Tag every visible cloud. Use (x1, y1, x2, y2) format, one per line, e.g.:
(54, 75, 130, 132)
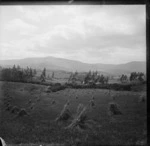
(4, 18, 38, 35)
(0, 5, 146, 64)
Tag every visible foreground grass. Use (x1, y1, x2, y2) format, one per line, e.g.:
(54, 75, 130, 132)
(0, 81, 147, 146)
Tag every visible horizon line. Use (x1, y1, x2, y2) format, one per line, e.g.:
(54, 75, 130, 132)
(0, 56, 146, 65)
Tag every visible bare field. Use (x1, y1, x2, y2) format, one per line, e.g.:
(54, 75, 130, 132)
(0, 81, 147, 146)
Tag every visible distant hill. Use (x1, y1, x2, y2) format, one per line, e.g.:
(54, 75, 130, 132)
(0, 56, 146, 75)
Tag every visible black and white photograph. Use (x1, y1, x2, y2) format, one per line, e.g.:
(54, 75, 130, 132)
(0, 3, 147, 146)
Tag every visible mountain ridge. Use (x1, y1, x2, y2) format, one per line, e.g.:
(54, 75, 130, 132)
(0, 56, 146, 75)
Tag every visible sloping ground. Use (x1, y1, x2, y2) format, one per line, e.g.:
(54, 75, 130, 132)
(0, 81, 147, 145)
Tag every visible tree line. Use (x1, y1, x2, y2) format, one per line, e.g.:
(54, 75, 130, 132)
(0, 65, 55, 83)
(120, 72, 146, 83)
(84, 70, 109, 84)
(68, 70, 109, 85)
(0, 65, 37, 82)
(0, 65, 146, 85)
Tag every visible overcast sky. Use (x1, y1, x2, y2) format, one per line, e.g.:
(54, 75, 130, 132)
(0, 5, 146, 64)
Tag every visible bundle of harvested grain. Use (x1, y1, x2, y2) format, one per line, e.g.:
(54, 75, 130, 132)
(18, 108, 28, 117)
(66, 106, 87, 130)
(66, 99, 70, 106)
(108, 102, 122, 115)
(89, 99, 95, 107)
(11, 106, 20, 114)
(0, 137, 7, 146)
(36, 97, 40, 102)
(6, 104, 12, 111)
(76, 104, 84, 115)
(4, 102, 10, 107)
(30, 103, 35, 110)
(45, 86, 52, 93)
(52, 100, 56, 105)
(55, 103, 71, 122)
(92, 96, 94, 100)
(111, 94, 116, 100)
(28, 99, 32, 104)
(138, 94, 146, 102)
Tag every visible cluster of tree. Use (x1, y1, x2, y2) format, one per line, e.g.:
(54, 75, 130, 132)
(120, 74, 128, 83)
(47, 72, 55, 80)
(1, 65, 37, 82)
(68, 70, 109, 85)
(119, 72, 146, 83)
(68, 71, 78, 82)
(84, 71, 109, 84)
(40, 69, 55, 82)
(129, 72, 145, 82)
(40, 68, 46, 82)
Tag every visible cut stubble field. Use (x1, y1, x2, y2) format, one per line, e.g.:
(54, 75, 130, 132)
(0, 81, 147, 146)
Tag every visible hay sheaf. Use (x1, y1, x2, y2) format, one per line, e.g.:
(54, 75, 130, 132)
(52, 100, 56, 105)
(4, 102, 10, 107)
(92, 96, 95, 100)
(76, 104, 84, 115)
(111, 94, 116, 100)
(5, 104, 13, 111)
(55, 103, 72, 122)
(108, 102, 122, 115)
(89, 99, 95, 108)
(66, 99, 70, 106)
(30, 103, 35, 110)
(0, 137, 7, 146)
(28, 99, 32, 104)
(45, 86, 52, 93)
(11, 106, 20, 114)
(17, 108, 28, 117)
(138, 94, 146, 102)
(66, 104, 101, 131)
(66, 106, 88, 130)
(36, 97, 40, 102)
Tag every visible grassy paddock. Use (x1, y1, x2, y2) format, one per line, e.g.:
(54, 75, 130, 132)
(0, 81, 147, 145)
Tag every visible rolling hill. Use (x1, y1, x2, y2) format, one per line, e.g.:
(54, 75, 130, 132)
(0, 56, 146, 75)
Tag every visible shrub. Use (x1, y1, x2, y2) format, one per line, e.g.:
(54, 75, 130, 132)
(51, 84, 66, 92)
(65, 82, 131, 91)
